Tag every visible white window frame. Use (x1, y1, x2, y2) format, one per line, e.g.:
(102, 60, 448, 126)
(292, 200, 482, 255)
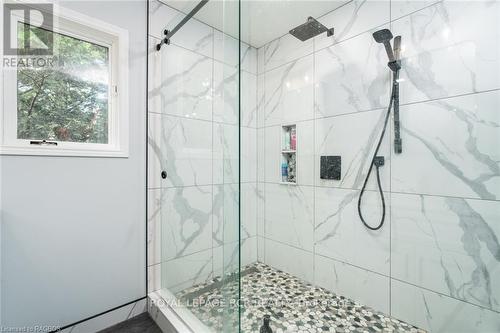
(0, 3, 129, 158)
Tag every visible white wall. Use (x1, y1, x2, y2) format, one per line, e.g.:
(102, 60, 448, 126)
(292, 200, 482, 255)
(256, 0, 500, 332)
(1, 0, 146, 329)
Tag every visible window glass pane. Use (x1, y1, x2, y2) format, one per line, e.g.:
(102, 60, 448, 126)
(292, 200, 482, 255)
(17, 23, 110, 143)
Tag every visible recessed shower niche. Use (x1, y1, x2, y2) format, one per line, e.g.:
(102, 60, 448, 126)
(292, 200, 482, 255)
(281, 124, 297, 184)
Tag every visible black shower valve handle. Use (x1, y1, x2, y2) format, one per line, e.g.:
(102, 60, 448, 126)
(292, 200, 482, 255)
(374, 156, 385, 167)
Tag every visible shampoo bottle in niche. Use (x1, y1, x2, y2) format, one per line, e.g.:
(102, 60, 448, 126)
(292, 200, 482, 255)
(290, 127, 296, 150)
(281, 161, 288, 182)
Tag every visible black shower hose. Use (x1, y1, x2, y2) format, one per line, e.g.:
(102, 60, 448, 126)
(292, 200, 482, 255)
(357, 71, 398, 231)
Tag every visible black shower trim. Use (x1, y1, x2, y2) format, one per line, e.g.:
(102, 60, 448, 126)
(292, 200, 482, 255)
(47, 297, 148, 333)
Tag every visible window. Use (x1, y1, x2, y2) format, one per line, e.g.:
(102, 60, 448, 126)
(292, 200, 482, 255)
(1, 5, 129, 157)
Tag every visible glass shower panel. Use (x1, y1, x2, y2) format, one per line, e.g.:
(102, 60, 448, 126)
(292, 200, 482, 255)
(154, 0, 241, 331)
(215, 1, 241, 331)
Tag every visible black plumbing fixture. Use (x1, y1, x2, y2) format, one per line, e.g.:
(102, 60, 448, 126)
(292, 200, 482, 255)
(260, 315, 273, 333)
(156, 0, 209, 50)
(289, 17, 334, 41)
(357, 29, 402, 231)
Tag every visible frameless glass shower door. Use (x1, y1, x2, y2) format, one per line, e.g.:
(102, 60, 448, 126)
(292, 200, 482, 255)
(147, 0, 241, 331)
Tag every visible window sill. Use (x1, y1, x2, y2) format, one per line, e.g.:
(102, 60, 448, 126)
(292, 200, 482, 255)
(0, 145, 129, 158)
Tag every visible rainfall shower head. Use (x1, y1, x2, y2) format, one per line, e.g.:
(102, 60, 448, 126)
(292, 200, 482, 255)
(372, 29, 396, 63)
(290, 17, 334, 41)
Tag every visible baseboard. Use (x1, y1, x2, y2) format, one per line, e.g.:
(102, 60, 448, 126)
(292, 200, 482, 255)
(59, 299, 147, 333)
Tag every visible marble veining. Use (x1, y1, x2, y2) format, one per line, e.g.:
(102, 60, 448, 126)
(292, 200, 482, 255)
(315, 187, 390, 276)
(391, 279, 500, 332)
(152, 45, 213, 121)
(314, 27, 390, 118)
(314, 0, 390, 52)
(315, 109, 391, 191)
(264, 55, 314, 126)
(161, 186, 213, 261)
(393, 90, 500, 200)
(149, 114, 212, 188)
(394, 0, 500, 105)
(392, 193, 500, 312)
(264, 184, 314, 252)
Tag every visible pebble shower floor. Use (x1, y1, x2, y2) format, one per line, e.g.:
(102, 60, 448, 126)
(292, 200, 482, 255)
(176, 262, 426, 333)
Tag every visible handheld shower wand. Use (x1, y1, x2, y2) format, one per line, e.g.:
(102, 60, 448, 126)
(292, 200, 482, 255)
(357, 29, 403, 231)
(372, 29, 396, 62)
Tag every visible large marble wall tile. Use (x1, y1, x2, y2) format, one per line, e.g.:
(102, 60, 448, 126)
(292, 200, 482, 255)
(149, 0, 213, 57)
(315, 109, 391, 191)
(264, 33, 313, 72)
(161, 186, 213, 261)
(392, 91, 500, 200)
(314, 0, 390, 52)
(213, 183, 257, 247)
(257, 128, 265, 182)
(213, 63, 259, 129)
(149, 113, 212, 188)
(242, 127, 257, 183)
(242, 182, 258, 238)
(315, 187, 390, 275)
(152, 44, 212, 121)
(148, 189, 161, 266)
(256, 74, 265, 128)
(256, 182, 265, 238)
(213, 123, 238, 185)
(390, 0, 441, 21)
(391, 279, 500, 333)
(264, 55, 314, 126)
(213, 237, 257, 277)
(213, 124, 256, 184)
(314, 27, 391, 118)
(392, 193, 500, 312)
(214, 30, 257, 74)
(264, 184, 314, 252)
(314, 255, 390, 314)
(213, 61, 238, 125)
(243, 46, 258, 75)
(264, 238, 314, 283)
(257, 236, 265, 262)
(212, 184, 240, 246)
(263, 125, 281, 183)
(162, 249, 213, 293)
(393, 1, 500, 105)
(257, 47, 265, 75)
(242, 72, 257, 128)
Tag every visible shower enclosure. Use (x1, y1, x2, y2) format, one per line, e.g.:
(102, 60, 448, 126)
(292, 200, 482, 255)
(147, 1, 500, 332)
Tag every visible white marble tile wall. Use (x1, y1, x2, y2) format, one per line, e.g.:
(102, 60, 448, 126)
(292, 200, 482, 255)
(256, 1, 500, 331)
(147, 0, 259, 297)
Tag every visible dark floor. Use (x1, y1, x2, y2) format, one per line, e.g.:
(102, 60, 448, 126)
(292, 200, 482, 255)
(98, 313, 162, 333)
